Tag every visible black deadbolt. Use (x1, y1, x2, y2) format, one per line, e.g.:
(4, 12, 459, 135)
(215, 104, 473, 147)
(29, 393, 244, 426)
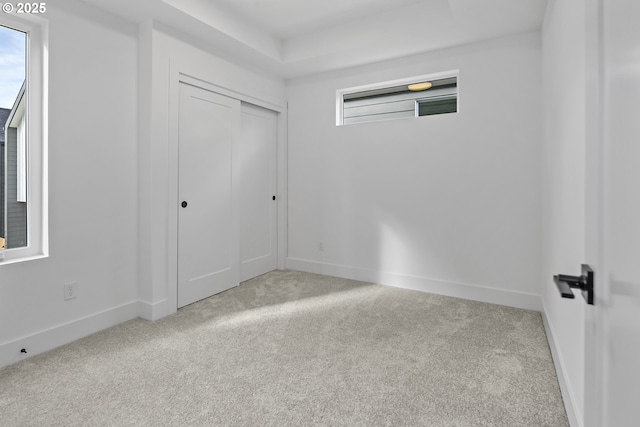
(181, 201, 188, 208)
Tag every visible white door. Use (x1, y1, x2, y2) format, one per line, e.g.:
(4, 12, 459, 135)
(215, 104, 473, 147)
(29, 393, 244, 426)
(239, 103, 278, 282)
(178, 83, 240, 307)
(584, 1, 640, 426)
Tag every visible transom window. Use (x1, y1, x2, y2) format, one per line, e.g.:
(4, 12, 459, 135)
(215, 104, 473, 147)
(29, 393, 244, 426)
(337, 71, 458, 126)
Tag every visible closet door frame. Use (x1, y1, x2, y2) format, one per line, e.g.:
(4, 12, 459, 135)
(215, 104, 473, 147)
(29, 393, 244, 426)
(167, 69, 287, 311)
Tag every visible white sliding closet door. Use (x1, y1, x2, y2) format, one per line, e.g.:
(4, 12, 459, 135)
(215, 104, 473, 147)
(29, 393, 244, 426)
(178, 83, 240, 308)
(239, 103, 278, 282)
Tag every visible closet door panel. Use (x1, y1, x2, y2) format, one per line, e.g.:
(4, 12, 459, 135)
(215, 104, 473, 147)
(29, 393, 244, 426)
(178, 83, 240, 307)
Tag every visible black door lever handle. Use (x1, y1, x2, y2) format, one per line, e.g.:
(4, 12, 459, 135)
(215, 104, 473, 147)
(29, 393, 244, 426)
(554, 264, 594, 305)
(554, 276, 576, 299)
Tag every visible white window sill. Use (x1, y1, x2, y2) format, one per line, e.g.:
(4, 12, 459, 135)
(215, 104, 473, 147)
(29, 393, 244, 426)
(0, 252, 48, 266)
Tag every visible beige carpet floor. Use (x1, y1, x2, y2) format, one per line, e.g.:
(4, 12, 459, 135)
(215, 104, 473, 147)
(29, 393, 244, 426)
(0, 270, 568, 426)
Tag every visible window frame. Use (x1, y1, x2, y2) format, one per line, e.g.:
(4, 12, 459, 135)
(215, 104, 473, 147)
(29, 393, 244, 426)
(336, 69, 459, 126)
(0, 14, 48, 264)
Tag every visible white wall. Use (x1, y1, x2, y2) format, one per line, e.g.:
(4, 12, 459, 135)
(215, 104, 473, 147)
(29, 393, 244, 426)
(286, 32, 542, 310)
(540, 0, 587, 425)
(0, 0, 139, 367)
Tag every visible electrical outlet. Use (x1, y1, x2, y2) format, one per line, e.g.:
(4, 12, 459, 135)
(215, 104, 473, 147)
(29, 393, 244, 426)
(318, 241, 324, 252)
(64, 282, 77, 301)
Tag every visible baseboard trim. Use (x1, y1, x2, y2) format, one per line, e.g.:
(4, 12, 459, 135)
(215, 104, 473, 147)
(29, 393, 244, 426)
(137, 298, 173, 321)
(541, 306, 583, 427)
(286, 258, 542, 311)
(0, 301, 138, 369)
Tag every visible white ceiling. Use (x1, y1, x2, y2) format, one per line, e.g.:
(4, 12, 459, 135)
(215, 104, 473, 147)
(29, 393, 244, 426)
(211, 0, 424, 40)
(81, 0, 548, 79)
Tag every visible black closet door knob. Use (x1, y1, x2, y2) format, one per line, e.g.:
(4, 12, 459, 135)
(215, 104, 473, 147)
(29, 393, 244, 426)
(181, 201, 188, 208)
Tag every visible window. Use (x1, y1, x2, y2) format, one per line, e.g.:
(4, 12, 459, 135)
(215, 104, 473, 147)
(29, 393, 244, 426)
(337, 71, 458, 125)
(0, 14, 47, 263)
